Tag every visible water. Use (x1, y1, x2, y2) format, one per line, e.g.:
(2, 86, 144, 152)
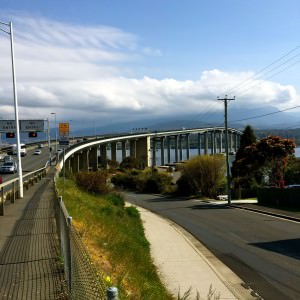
(107, 147, 300, 166)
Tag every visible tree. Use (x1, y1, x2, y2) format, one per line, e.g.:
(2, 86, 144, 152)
(255, 135, 295, 187)
(236, 125, 256, 160)
(179, 154, 225, 198)
(232, 135, 296, 192)
(120, 156, 141, 169)
(232, 125, 257, 198)
(285, 157, 300, 185)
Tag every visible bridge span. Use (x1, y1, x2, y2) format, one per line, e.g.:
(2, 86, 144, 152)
(57, 127, 241, 173)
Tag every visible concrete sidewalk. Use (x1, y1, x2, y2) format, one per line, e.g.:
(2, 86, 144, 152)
(135, 206, 257, 300)
(0, 168, 67, 299)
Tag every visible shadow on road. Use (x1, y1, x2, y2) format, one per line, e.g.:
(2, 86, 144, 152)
(189, 204, 233, 210)
(249, 238, 300, 260)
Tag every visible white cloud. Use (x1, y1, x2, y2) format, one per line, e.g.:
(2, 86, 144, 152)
(0, 13, 299, 126)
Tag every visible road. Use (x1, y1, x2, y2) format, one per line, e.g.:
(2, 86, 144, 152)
(125, 192, 300, 300)
(0, 145, 51, 183)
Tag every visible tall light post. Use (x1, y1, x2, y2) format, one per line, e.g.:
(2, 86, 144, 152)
(47, 118, 51, 166)
(0, 21, 23, 197)
(51, 112, 57, 153)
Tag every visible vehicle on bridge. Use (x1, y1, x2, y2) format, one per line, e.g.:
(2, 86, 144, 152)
(12, 144, 27, 157)
(0, 161, 17, 174)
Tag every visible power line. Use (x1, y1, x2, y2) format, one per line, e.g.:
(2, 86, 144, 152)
(196, 45, 300, 125)
(231, 105, 300, 123)
(226, 44, 300, 96)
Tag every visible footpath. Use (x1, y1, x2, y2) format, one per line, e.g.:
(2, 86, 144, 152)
(134, 199, 300, 300)
(0, 168, 67, 299)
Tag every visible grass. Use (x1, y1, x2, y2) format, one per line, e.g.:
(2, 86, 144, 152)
(57, 177, 173, 300)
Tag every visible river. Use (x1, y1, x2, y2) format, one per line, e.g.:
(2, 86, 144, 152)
(108, 147, 300, 165)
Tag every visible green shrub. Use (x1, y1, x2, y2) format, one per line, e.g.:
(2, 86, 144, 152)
(125, 206, 140, 218)
(106, 192, 125, 207)
(258, 187, 300, 208)
(76, 171, 111, 194)
(176, 174, 198, 196)
(120, 156, 141, 169)
(180, 155, 226, 198)
(138, 172, 173, 194)
(112, 169, 173, 194)
(111, 172, 138, 189)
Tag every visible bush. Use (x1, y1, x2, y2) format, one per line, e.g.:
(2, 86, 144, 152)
(258, 187, 300, 208)
(106, 192, 125, 207)
(112, 169, 173, 194)
(176, 174, 197, 196)
(76, 171, 111, 194)
(180, 154, 226, 198)
(111, 171, 139, 189)
(137, 172, 173, 194)
(120, 156, 141, 169)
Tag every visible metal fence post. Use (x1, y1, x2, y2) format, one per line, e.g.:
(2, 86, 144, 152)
(67, 216, 72, 294)
(11, 182, 15, 204)
(0, 187, 4, 216)
(107, 287, 118, 300)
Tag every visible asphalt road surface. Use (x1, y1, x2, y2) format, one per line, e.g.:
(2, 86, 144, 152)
(125, 192, 300, 300)
(0, 146, 51, 183)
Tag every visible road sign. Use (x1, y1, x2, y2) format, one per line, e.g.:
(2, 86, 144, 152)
(59, 123, 69, 137)
(20, 120, 44, 132)
(0, 120, 16, 132)
(0, 120, 45, 132)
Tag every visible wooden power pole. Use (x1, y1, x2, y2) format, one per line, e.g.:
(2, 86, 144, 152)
(218, 95, 235, 205)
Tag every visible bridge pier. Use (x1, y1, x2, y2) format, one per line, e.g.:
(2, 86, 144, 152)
(136, 137, 151, 168)
(204, 132, 208, 155)
(186, 134, 190, 160)
(111, 142, 117, 161)
(121, 141, 127, 161)
(78, 150, 88, 171)
(71, 153, 80, 173)
(152, 138, 157, 166)
(167, 136, 171, 164)
(179, 135, 183, 161)
(89, 147, 98, 171)
(160, 137, 165, 165)
(198, 133, 202, 155)
(174, 135, 179, 162)
(130, 140, 136, 158)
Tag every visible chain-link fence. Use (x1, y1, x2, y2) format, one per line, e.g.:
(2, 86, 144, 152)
(54, 195, 110, 300)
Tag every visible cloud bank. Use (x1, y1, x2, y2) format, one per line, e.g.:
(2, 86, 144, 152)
(0, 14, 299, 126)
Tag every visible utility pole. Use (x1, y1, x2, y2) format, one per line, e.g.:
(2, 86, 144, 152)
(218, 95, 235, 205)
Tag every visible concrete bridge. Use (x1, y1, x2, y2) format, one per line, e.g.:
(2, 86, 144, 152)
(58, 127, 241, 173)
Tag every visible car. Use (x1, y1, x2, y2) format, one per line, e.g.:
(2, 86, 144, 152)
(0, 161, 17, 174)
(57, 149, 63, 154)
(33, 149, 42, 155)
(38, 144, 44, 148)
(0, 153, 6, 161)
(4, 155, 13, 163)
(284, 184, 300, 189)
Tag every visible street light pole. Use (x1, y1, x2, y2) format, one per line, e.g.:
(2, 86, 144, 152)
(0, 21, 23, 197)
(51, 112, 57, 153)
(47, 118, 51, 166)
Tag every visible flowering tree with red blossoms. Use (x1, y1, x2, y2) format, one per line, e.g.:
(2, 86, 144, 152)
(232, 135, 296, 189)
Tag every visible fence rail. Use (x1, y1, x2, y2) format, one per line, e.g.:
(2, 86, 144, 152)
(0, 166, 48, 216)
(53, 184, 110, 299)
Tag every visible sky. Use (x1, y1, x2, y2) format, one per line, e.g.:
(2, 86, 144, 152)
(0, 0, 300, 131)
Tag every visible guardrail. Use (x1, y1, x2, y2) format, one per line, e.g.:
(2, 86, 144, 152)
(0, 165, 49, 216)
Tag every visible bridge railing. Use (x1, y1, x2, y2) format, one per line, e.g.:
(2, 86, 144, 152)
(0, 165, 49, 216)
